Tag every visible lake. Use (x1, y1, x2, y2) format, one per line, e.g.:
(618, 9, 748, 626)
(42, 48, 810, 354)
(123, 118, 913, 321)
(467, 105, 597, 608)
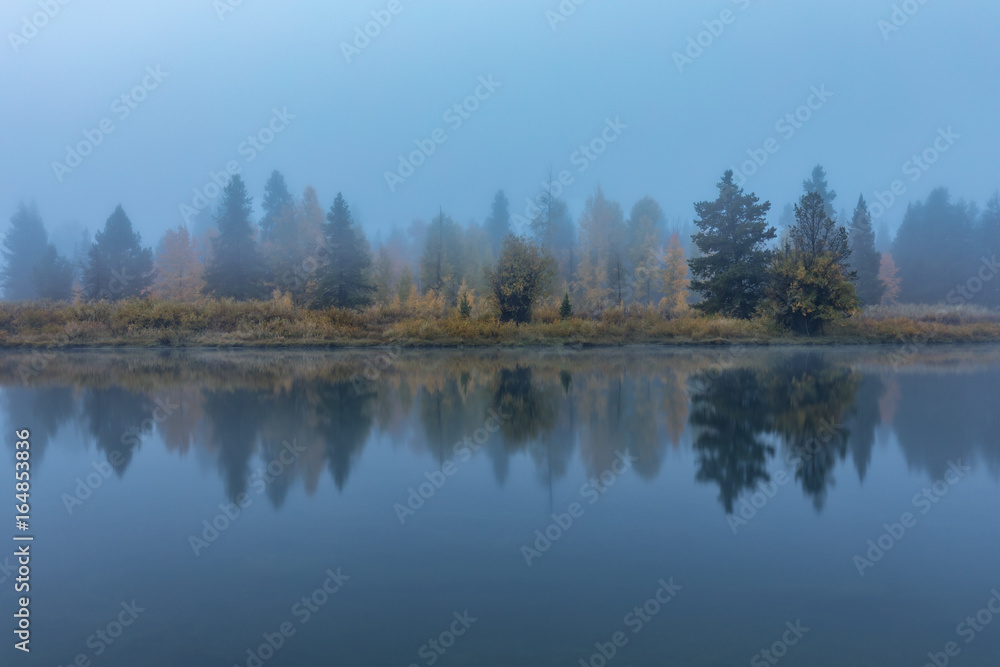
(2, 346, 999, 666)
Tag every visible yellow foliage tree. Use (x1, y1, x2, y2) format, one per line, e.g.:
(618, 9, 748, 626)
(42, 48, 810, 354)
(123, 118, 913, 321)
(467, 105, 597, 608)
(658, 232, 690, 315)
(153, 224, 205, 301)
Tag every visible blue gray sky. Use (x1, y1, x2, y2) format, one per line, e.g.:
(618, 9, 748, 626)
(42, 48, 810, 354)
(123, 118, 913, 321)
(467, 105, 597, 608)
(2, 0, 997, 251)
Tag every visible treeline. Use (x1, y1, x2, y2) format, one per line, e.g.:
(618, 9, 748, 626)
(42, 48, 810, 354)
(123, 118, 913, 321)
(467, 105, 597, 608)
(3, 165, 997, 329)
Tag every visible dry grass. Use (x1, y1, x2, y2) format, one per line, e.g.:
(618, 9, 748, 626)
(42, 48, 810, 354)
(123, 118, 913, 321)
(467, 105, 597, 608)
(0, 298, 996, 348)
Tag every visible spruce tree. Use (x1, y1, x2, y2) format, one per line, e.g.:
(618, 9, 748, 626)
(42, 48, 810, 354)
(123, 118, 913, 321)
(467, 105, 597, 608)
(689, 170, 775, 318)
(766, 192, 858, 334)
(559, 293, 573, 319)
(314, 193, 374, 309)
(83, 205, 154, 300)
(203, 175, 268, 300)
(2, 202, 50, 300)
(259, 170, 293, 243)
(848, 195, 884, 306)
(32, 245, 75, 301)
(803, 164, 837, 218)
(484, 190, 511, 258)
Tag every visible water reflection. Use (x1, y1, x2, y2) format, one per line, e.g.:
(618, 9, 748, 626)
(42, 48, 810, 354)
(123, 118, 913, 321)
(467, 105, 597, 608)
(2, 347, 999, 514)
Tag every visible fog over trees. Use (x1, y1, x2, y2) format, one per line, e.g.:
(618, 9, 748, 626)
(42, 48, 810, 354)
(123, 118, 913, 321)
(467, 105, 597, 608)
(4, 162, 999, 327)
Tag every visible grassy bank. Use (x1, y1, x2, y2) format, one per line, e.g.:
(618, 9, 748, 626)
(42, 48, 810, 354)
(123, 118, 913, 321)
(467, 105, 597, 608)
(0, 299, 997, 348)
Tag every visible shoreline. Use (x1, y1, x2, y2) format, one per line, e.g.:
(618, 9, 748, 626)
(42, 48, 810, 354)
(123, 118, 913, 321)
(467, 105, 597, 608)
(0, 300, 997, 349)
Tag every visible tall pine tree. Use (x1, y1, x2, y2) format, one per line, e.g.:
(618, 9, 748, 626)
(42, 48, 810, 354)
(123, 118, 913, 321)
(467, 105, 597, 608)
(259, 170, 293, 243)
(689, 170, 775, 318)
(314, 193, 374, 309)
(203, 175, 267, 300)
(2, 203, 50, 300)
(83, 205, 154, 300)
(484, 190, 511, 259)
(847, 195, 884, 306)
(32, 245, 75, 301)
(765, 192, 858, 334)
(803, 164, 837, 218)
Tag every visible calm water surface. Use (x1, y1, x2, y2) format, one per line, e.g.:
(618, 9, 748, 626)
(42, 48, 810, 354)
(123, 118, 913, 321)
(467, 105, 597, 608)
(1, 346, 999, 667)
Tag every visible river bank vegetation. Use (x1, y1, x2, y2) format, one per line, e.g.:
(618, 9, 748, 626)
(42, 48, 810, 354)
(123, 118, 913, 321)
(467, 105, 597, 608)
(3, 164, 998, 347)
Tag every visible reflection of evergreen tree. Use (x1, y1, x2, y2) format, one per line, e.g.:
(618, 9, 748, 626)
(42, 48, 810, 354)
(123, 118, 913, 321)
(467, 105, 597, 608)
(893, 370, 1000, 480)
(845, 375, 885, 482)
(3, 387, 76, 466)
(764, 355, 859, 511)
(82, 388, 154, 477)
(317, 381, 374, 490)
(690, 354, 863, 513)
(203, 389, 265, 501)
(690, 368, 775, 514)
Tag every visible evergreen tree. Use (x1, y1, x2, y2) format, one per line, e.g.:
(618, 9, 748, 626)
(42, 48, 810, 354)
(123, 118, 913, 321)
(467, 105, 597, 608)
(83, 205, 154, 301)
(689, 170, 775, 318)
(847, 195, 884, 306)
(32, 245, 75, 301)
(790, 192, 851, 267)
(979, 193, 1000, 307)
(484, 190, 511, 258)
(203, 175, 268, 300)
(559, 292, 573, 319)
(893, 188, 977, 304)
(259, 170, 293, 243)
(802, 164, 837, 218)
(2, 203, 50, 300)
(765, 192, 858, 334)
(314, 193, 374, 309)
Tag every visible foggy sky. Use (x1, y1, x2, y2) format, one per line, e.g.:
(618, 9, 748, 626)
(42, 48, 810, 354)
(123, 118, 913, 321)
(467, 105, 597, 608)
(2, 0, 997, 252)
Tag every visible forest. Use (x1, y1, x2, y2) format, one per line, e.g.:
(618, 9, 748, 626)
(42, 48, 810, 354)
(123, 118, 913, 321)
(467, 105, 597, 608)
(2, 164, 998, 346)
